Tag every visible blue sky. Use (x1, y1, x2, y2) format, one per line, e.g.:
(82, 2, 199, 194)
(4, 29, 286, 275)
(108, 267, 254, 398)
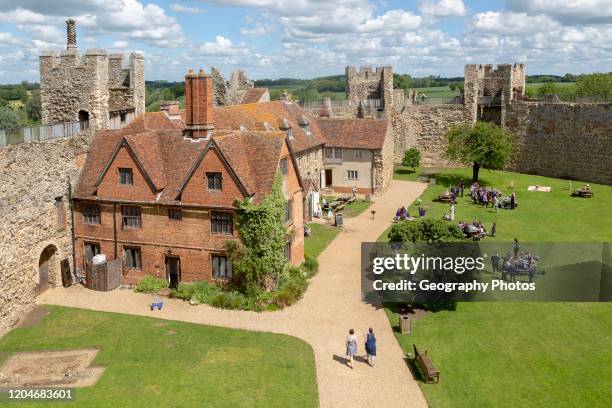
(0, 0, 611, 83)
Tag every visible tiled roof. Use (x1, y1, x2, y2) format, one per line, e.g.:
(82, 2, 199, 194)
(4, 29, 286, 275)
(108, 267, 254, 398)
(241, 88, 268, 104)
(74, 124, 287, 204)
(178, 101, 326, 153)
(315, 117, 389, 149)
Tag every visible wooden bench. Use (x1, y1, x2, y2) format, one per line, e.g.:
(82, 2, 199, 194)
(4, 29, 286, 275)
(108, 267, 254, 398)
(413, 344, 439, 383)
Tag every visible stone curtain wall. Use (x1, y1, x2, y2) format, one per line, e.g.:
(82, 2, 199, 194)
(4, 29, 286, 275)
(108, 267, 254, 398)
(0, 133, 91, 330)
(505, 102, 612, 184)
(391, 104, 471, 166)
(373, 122, 395, 193)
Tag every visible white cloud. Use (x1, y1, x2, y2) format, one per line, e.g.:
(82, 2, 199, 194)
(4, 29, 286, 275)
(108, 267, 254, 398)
(472, 12, 559, 35)
(170, 3, 205, 14)
(113, 40, 129, 49)
(418, 0, 466, 18)
(507, 0, 612, 24)
(240, 22, 272, 36)
(195, 36, 249, 56)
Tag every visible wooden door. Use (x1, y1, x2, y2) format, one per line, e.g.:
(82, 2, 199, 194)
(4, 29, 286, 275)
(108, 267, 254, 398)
(325, 169, 333, 187)
(165, 257, 181, 289)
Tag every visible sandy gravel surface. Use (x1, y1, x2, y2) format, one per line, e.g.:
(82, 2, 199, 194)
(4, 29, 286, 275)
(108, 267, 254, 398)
(39, 180, 428, 408)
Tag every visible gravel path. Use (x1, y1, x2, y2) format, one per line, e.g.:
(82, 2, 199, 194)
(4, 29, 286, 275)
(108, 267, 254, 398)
(38, 180, 428, 408)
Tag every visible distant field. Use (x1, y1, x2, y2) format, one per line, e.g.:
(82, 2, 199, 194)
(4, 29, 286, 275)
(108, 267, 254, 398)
(411, 86, 460, 98)
(526, 82, 576, 90)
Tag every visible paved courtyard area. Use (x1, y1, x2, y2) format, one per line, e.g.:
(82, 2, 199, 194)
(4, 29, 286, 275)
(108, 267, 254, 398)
(38, 180, 428, 408)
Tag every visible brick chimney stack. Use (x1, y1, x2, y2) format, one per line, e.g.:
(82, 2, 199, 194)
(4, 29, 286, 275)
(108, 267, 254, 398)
(66, 18, 77, 50)
(184, 68, 214, 139)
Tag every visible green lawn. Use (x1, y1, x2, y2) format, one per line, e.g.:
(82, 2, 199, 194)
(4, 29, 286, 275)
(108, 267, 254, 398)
(0, 306, 318, 408)
(385, 303, 612, 408)
(322, 195, 373, 218)
(384, 166, 612, 242)
(383, 166, 612, 407)
(304, 222, 340, 259)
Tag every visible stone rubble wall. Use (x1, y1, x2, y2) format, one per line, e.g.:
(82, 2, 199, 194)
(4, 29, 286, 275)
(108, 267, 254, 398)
(504, 102, 612, 184)
(373, 122, 395, 194)
(0, 133, 91, 330)
(391, 104, 471, 166)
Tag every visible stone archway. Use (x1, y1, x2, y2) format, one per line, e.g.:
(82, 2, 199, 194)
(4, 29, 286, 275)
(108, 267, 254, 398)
(36, 245, 60, 295)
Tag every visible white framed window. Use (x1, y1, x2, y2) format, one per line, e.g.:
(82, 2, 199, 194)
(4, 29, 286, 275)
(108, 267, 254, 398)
(355, 150, 363, 159)
(325, 147, 342, 159)
(347, 170, 359, 180)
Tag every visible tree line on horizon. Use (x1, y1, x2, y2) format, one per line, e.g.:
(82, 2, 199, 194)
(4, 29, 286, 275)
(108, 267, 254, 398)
(1, 72, 610, 129)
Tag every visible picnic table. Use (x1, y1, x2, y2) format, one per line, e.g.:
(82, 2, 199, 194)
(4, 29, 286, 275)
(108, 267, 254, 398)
(436, 194, 454, 203)
(572, 188, 593, 198)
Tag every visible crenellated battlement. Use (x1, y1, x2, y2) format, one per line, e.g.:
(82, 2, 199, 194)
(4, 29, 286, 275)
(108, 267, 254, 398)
(39, 19, 144, 130)
(345, 65, 394, 110)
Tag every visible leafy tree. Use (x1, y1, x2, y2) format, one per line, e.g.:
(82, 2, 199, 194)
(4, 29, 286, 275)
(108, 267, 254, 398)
(576, 72, 612, 98)
(448, 83, 457, 92)
(225, 174, 288, 296)
(0, 106, 20, 129)
(25, 91, 41, 122)
(537, 82, 559, 96)
(443, 121, 515, 182)
(402, 147, 421, 171)
(388, 219, 463, 243)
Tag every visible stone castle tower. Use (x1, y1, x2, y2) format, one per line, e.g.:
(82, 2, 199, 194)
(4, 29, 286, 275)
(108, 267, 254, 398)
(40, 19, 145, 130)
(463, 63, 525, 124)
(345, 66, 395, 112)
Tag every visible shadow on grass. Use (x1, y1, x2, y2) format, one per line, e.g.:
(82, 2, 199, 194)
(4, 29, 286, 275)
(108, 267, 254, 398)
(396, 168, 416, 175)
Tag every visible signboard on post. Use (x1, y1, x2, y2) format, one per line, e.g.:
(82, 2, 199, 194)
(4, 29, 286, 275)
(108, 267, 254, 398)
(335, 212, 344, 227)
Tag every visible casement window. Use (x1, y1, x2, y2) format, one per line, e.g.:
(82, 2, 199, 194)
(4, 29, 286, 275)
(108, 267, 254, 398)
(211, 211, 233, 234)
(120, 112, 127, 123)
(168, 208, 182, 221)
(355, 150, 363, 159)
(347, 170, 359, 180)
(206, 172, 222, 190)
(325, 147, 342, 159)
(124, 247, 142, 269)
(285, 199, 293, 224)
(121, 205, 141, 228)
(212, 255, 232, 278)
(83, 203, 101, 225)
(280, 158, 288, 175)
(119, 168, 133, 185)
(84, 242, 101, 264)
(284, 241, 292, 261)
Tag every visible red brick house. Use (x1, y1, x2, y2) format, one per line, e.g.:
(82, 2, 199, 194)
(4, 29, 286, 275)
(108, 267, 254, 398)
(73, 69, 304, 287)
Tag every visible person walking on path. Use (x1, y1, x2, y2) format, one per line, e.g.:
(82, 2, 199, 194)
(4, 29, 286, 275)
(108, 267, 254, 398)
(460, 178, 465, 197)
(365, 328, 377, 367)
(346, 329, 358, 369)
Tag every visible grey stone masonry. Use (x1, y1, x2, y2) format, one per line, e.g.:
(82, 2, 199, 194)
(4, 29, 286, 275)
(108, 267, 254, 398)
(40, 19, 145, 130)
(0, 131, 93, 330)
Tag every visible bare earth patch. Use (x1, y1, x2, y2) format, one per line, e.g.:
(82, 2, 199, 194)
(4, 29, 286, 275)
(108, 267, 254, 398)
(0, 349, 105, 388)
(15, 305, 50, 329)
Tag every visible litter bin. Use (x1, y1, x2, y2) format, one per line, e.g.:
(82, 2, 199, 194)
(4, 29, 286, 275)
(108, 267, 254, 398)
(399, 315, 412, 334)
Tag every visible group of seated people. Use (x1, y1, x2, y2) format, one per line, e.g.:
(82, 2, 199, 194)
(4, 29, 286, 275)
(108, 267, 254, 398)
(458, 219, 495, 239)
(395, 205, 427, 221)
(496, 251, 538, 282)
